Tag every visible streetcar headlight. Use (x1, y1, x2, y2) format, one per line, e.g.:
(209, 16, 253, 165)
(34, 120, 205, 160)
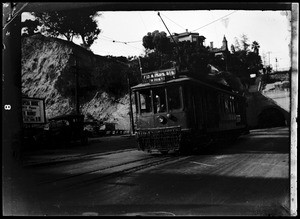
(166, 113, 177, 121)
(157, 116, 166, 124)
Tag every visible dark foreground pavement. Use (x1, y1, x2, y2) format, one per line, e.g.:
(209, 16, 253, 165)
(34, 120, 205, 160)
(21, 134, 137, 166)
(3, 127, 293, 216)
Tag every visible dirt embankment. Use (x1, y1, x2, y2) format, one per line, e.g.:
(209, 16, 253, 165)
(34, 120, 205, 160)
(22, 34, 134, 130)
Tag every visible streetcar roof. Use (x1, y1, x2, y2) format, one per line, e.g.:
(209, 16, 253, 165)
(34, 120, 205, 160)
(131, 76, 244, 97)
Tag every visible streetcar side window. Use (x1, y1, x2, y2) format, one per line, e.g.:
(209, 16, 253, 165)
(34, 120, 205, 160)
(224, 95, 230, 114)
(231, 96, 235, 113)
(139, 90, 152, 113)
(167, 86, 181, 110)
(153, 88, 166, 113)
(134, 92, 139, 113)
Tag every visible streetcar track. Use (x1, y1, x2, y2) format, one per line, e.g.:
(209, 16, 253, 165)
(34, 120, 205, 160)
(24, 148, 136, 167)
(39, 155, 190, 192)
(66, 155, 191, 191)
(35, 143, 246, 189)
(38, 155, 155, 185)
(38, 153, 177, 185)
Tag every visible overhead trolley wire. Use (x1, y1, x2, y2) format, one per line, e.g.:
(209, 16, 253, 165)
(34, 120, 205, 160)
(192, 11, 237, 32)
(98, 36, 144, 52)
(159, 12, 187, 31)
(96, 11, 237, 55)
(100, 34, 142, 44)
(139, 12, 149, 33)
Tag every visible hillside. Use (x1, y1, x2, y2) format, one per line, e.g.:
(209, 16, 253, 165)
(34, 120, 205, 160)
(22, 34, 134, 130)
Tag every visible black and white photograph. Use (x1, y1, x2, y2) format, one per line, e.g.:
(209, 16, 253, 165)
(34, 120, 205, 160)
(2, 2, 298, 216)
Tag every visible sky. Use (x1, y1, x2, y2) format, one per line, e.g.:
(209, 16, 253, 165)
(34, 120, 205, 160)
(22, 9, 292, 71)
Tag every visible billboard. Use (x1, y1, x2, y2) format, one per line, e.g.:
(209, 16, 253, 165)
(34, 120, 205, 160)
(22, 97, 46, 124)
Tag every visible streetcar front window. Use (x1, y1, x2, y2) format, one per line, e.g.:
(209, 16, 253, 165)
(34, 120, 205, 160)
(153, 88, 166, 113)
(139, 90, 152, 113)
(167, 87, 181, 110)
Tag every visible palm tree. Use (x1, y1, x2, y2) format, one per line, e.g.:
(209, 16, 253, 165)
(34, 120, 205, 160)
(251, 41, 260, 54)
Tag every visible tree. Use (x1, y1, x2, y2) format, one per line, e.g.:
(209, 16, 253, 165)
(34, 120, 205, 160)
(142, 30, 174, 70)
(240, 34, 250, 51)
(228, 37, 263, 85)
(32, 10, 101, 49)
(142, 30, 210, 77)
(21, 19, 40, 36)
(142, 30, 172, 54)
(233, 34, 250, 52)
(71, 10, 101, 49)
(233, 37, 241, 51)
(230, 44, 235, 53)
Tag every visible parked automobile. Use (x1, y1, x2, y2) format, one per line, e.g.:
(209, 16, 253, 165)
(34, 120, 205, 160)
(44, 114, 88, 147)
(83, 120, 102, 137)
(22, 123, 47, 149)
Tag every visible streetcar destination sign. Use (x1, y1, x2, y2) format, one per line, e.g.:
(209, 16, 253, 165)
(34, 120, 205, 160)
(142, 68, 177, 83)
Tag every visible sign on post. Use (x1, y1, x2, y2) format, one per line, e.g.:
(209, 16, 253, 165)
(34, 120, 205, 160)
(22, 97, 46, 124)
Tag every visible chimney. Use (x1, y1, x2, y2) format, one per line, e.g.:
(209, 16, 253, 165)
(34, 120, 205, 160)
(210, 42, 214, 48)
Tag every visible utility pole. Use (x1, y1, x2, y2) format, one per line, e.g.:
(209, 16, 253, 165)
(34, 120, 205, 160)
(75, 64, 80, 115)
(138, 56, 143, 74)
(107, 57, 135, 135)
(71, 54, 80, 115)
(267, 51, 271, 67)
(127, 76, 135, 135)
(262, 53, 266, 66)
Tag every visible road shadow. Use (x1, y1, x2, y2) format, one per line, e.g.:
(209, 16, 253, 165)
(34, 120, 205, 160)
(196, 127, 290, 155)
(16, 172, 290, 216)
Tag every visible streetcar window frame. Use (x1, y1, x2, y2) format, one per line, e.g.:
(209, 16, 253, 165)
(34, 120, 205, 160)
(166, 85, 183, 112)
(138, 89, 152, 114)
(136, 84, 183, 115)
(152, 87, 167, 114)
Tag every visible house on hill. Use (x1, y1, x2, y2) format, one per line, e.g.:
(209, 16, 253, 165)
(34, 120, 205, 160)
(209, 35, 229, 56)
(169, 29, 206, 45)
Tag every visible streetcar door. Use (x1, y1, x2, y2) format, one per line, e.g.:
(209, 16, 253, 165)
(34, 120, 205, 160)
(135, 89, 154, 129)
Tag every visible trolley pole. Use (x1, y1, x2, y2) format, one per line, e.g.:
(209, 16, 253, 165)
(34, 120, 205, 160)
(157, 12, 182, 66)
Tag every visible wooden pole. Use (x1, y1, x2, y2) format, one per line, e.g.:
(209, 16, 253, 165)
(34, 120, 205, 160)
(127, 76, 135, 134)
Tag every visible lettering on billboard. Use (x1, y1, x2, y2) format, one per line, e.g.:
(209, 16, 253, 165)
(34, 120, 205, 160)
(22, 98, 45, 124)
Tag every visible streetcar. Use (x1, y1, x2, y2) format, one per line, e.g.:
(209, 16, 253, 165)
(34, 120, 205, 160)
(131, 67, 248, 154)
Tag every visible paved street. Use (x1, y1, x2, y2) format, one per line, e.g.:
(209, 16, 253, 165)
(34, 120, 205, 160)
(4, 127, 291, 216)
